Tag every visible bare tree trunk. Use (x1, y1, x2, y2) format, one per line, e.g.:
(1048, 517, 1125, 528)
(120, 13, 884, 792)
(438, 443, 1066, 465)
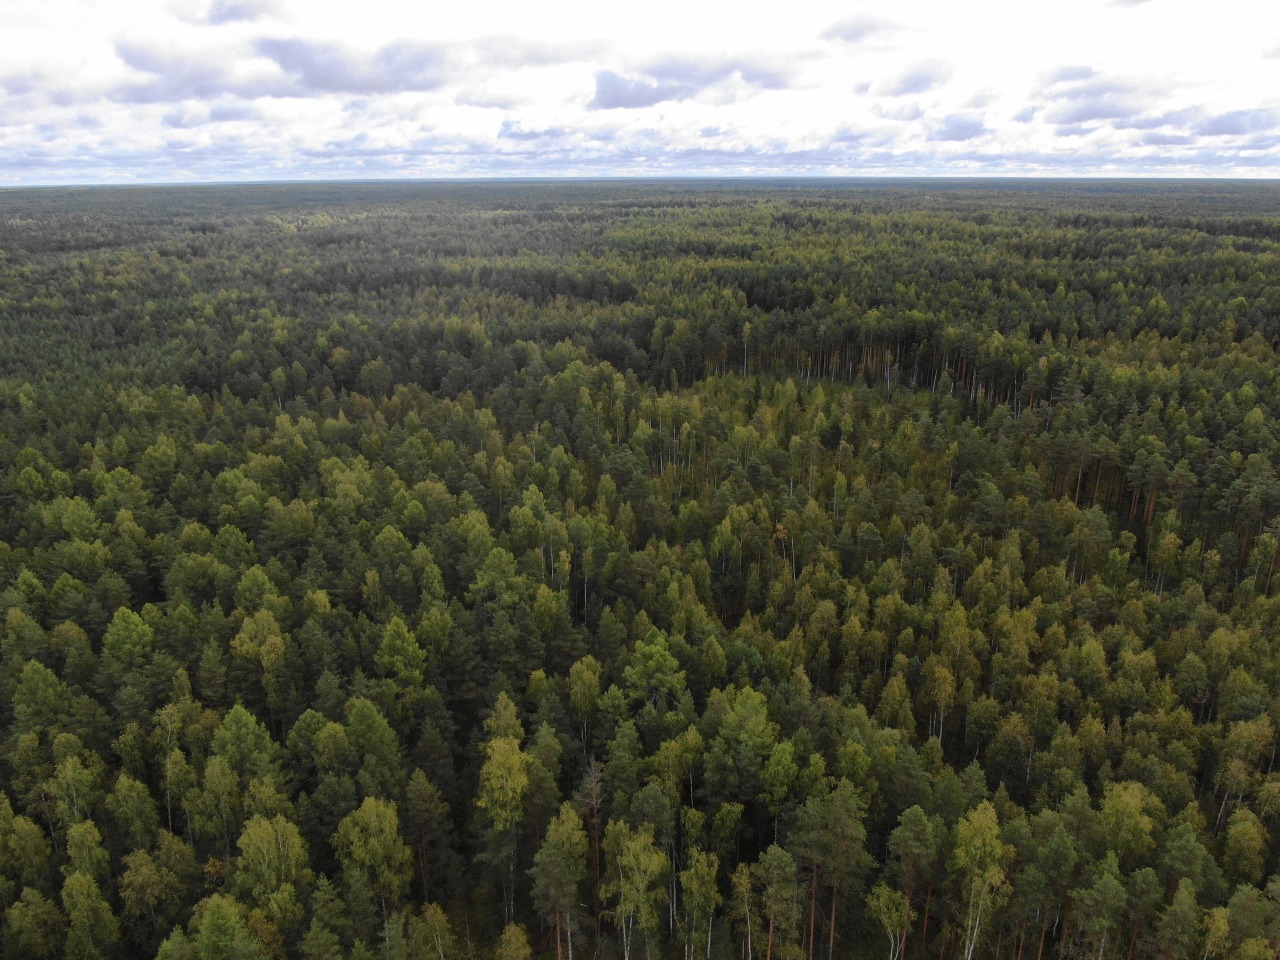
(807, 864, 818, 960)
(828, 885, 838, 960)
(921, 883, 933, 957)
(420, 841, 430, 905)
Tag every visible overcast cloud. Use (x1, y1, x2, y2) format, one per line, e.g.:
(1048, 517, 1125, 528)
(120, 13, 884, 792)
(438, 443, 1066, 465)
(0, 0, 1277, 183)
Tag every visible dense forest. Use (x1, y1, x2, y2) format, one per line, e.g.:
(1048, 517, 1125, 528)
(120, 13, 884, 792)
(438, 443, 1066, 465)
(4, 179, 1280, 960)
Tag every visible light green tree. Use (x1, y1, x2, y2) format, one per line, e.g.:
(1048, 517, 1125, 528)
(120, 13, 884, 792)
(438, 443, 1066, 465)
(477, 724, 529, 924)
(233, 814, 311, 905)
(191, 894, 267, 960)
(679, 848, 721, 960)
(866, 883, 914, 960)
(3, 887, 66, 959)
(413, 903, 456, 960)
(495, 922, 533, 960)
(950, 802, 1011, 960)
(61, 871, 120, 960)
(334, 797, 412, 930)
(603, 820, 669, 960)
(63, 821, 109, 885)
(531, 801, 589, 960)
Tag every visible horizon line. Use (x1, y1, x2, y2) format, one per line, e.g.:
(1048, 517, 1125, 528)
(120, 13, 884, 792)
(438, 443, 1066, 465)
(5, 173, 1280, 191)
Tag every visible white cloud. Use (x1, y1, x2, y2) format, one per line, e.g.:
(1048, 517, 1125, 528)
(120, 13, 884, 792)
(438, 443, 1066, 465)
(880, 60, 952, 97)
(1, 0, 1278, 182)
(821, 15, 898, 44)
(930, 114, 987, 141)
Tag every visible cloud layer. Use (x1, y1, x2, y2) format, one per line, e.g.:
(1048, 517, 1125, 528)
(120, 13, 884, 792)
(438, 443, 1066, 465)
(1, 0, 1278, 182)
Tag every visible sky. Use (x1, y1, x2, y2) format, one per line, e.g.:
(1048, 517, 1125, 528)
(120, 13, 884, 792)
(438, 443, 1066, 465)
(2, 0, 1279, 184)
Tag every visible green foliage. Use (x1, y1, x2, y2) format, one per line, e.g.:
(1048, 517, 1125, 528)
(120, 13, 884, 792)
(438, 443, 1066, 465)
(494, 923, 532, 960)
(4, 887, 67, 959)
(751, 845, 799, 960)
(188, 894, 267, 960)
(602, 820, 668, 960)
(233, 815, 311, 905)
(866, 883, 913, 960)
(530, 801, 588, 958)
(333, 797, 412, 929)
(950, 802, 1011, 960)
(679, 848, 721, 960)
(60, 871, 119, 960)
(5, 181, 1280, 959)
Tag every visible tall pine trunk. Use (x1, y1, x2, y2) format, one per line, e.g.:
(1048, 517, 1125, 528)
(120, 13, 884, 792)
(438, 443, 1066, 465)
(807, 864, 818, 960)
(827, 885, 838, 960)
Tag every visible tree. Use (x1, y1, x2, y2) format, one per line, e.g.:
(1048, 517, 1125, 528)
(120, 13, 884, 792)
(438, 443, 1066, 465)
(190, 894, 267, 960)
(950, 802, 1011, 960)
(105, 771, 160, 851)
(403, 768, 450, 903)
(866, 883, 914, 960)
(1224, 808, 1268, 887)
(1071, 853, 1126, 960)
(298, 878, 348, 960)
(230, 609, 288, 725)
(792, 777, 874, 960)
(344, 697, 405, 801)
(729, 862, 758, 960)
(477, 728, 530, 925)
(525, 722, 564, 845)
(752, 845, 799, 960)
(64, 820, 109, 885)
(1118, 866, 1164, 960)
(531, 801, 589, 960)
(887, 804, 943, 957)
(579, 758, 606, 932)
(333, 797, 412, 932)
(187, 754, 243, 856)
(761, 739, 797, 836)
(495, 922, 533, 960)
(1098, 781, 1156, 872)
(568, 655, 602, 745)
(679, 848, 721, 960)
(375, 616, 425, 689)
(1156, 879, 1201, 960)
(61, 871, 120, 960)
(233, 814, 311, 905)
(120, 848, 186, 954)
(4, 887, 66, 959)
(602, 819, 668, 960)
(211, 704, 281, 786)
(415, 903, 456, 960)
(6, 813, 54, 894)
(47, 752, 102, 833)
(1201, 906, 1231, 960)
(98, 607, 156, 724)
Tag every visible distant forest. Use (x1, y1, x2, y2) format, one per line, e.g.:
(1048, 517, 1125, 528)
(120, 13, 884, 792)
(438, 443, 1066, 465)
(3, 179, 1280, 960)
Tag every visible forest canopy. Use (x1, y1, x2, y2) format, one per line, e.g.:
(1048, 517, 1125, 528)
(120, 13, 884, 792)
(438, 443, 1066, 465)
(3, 179, 1280, 960)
